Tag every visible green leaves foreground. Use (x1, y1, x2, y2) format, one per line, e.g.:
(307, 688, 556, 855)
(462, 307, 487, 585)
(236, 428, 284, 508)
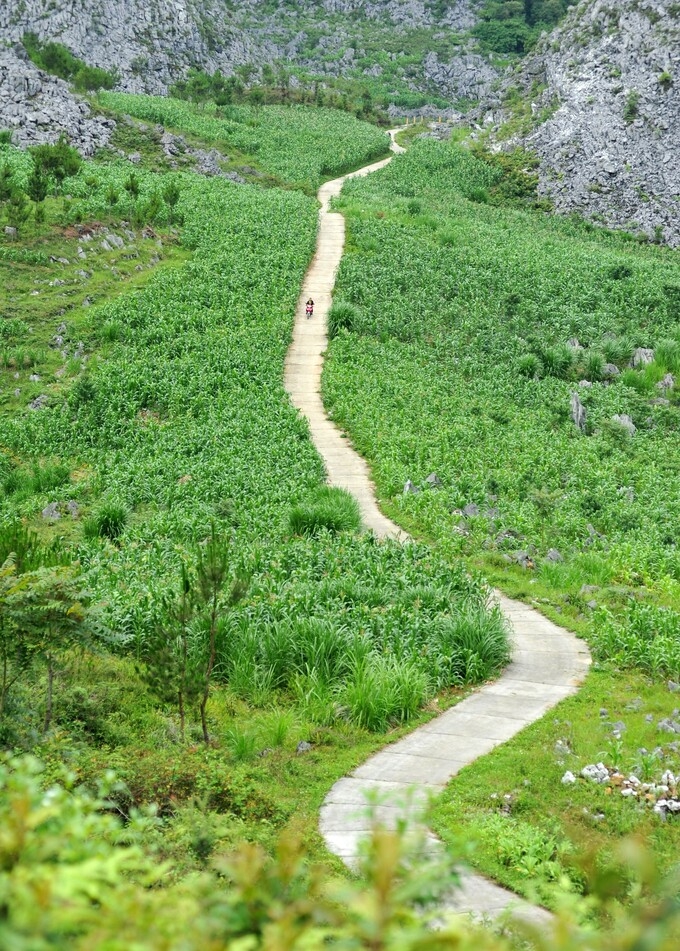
(2, 755, 680, 951)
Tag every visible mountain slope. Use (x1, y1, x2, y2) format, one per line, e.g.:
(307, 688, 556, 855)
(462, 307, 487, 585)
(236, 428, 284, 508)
(477, 0, 680, 243)
(0, 0, 487, 99)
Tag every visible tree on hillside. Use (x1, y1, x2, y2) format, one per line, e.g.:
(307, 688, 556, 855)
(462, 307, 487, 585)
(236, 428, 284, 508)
(0, 164, 13, 203)
(0, 558, 94, 730)
(138, 564, 203, 742)
(26, 163, 48, 204)
(195, 525, 248, 743)
(30, 135, 82, 185)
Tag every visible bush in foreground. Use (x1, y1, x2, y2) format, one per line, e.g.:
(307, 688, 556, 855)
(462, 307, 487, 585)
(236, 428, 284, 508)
(2, 754, 680, 950)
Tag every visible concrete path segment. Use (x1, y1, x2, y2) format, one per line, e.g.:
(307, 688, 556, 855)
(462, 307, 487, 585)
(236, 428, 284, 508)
(283, 132, 591, 926)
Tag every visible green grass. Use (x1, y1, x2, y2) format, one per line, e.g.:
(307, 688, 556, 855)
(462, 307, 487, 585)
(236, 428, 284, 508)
(288, 485, 362, 536)
(323, 139, 680, 626)
(431, 668, 680, 913)
(97, 95, 390, 193)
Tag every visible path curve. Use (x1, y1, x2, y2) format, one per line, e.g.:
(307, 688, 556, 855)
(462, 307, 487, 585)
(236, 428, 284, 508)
(284, 133, 591, 925)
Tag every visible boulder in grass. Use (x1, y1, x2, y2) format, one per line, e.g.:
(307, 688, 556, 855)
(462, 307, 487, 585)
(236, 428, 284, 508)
(602, 363, 620, 378)
(570, 391, 587, 431)
(657, 373, 675, 392)
(425, 472, 442, 488)
(403, 479, 420, 495)
(42, 502, 60, 520)
(546, 548, 563, 562)
(632, 347, 654, 367)
(612, 413, 636, 436)
(462, 503, 479, 517)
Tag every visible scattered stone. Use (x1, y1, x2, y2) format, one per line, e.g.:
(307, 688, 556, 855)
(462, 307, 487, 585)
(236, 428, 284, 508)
(425, 472, 442, 488)
(4, 226, 17, 239)
(657, 373, 675, 392)
(611, 720, 627, 735)
(513, 550, 535, 570)
(631, 348, 654, 368)
(611, 413, 636, 436)
(561, 770, 576, 784)
(108, 234, 125, 250)
(29, 373, 40, 382)
(578, 379, 593, 388)
(403, 479, 420, 495)
(581, 763, 609, 783)
(669, 682, 680, 694)
(66, 500, 79, 518)
(546, 548, 563, 562)
(462, 503, 479, 517)
(296, 740, 312, 754)
(42, 502, 60, 520)
(29, 395, 49, 410)
(657, 718, 680, 734)
(570, 391, 587, 431)
(580, 584, 600, 596)
(602, 363, 620, 378)
(567, 337, 583, 350)
(101, 240, 112, 252)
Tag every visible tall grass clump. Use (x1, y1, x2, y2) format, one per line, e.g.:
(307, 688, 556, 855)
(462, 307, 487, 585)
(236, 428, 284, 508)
(540, 344, 574, 379)
(83, 501, 129, 541)
(328, 301, 359, 339)
(340, 655, 430, 731)
(289, 486, 361, 537)
(592, 603, 680, 678)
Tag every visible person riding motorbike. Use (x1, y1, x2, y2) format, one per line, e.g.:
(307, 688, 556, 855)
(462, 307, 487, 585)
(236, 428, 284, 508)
(306, 298, 314, 318)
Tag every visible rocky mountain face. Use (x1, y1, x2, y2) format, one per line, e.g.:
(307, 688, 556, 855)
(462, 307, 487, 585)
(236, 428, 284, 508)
(0, 49, 114, 153)
(476, 0, 680, 245)
(1, 0, 484, 94)
(0, 0, 496, 151)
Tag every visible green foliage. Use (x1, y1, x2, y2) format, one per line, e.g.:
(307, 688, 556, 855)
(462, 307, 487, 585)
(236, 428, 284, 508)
(474, 0, 576, 54)
(288, 486, 362, 537)
(325, 137, 680, 626)
(99, 94, 390, 191)
(592, 603, 680, 677)
(30, 136, 82, 183)
(22, 32, 117, 91)
(83, 502, 129, 541)
(328, 300, 360, 338)
(624, 90, 641, 124)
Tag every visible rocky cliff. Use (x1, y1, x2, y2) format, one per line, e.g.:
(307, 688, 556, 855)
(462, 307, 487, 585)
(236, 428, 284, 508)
(0, 49, 114, 152)
(476, 0, 680, 244)
(0, 0, 484, 95)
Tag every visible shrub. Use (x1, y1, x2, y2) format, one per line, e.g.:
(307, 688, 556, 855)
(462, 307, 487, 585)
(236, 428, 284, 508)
(624, 90, 640, 123)
(83, 501, 129, 541)
(517, 353, 541, 378)
(288, 486, 361, 537)
(583, 350, 604, 381)
(327, 301, 359, 339)
(541, 344, 573, 379)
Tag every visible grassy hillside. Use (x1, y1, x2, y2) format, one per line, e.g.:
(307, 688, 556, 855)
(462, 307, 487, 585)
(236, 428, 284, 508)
(0, 111, 509, 881)
(322, 136, 680, 896)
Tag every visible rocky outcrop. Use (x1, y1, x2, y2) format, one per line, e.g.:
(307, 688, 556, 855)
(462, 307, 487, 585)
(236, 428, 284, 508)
(475, 0, 680, 244)
(0, 0, 491, 99)
(0, 48, 114, 153)
(424, 51, 498, 101)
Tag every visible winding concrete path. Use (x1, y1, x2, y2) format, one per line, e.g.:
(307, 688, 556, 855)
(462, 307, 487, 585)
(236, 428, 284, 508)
(284, 133, 591, 925)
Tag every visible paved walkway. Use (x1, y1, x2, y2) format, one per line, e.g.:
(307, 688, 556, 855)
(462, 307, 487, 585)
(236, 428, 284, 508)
(283, 133, 591, 926)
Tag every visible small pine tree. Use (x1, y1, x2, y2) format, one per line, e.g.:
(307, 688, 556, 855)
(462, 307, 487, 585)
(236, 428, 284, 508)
(26, 163, 48, 203)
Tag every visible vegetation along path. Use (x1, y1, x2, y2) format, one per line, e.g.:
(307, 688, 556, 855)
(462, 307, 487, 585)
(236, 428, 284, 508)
(283, 135, 591, 925)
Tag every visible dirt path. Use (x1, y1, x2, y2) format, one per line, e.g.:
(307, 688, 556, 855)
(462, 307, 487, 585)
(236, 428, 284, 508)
(283, 133, 591, 925)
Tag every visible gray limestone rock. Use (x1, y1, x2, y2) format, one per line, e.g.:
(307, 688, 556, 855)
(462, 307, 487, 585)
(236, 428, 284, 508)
(570, 392, 587, 432)
(611, 413, 636, 436)
(42, 501, 60, 519)
(632, 348, 655, 368)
